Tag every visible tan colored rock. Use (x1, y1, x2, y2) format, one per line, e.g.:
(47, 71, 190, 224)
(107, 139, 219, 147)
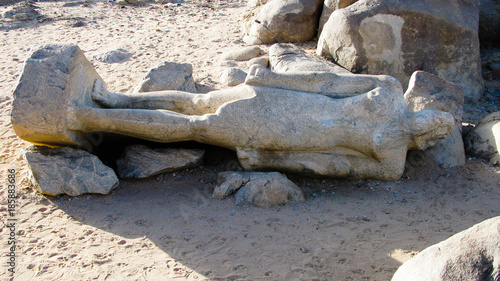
(24, 146, 119, 196)
(219, 68, 247, 87)
(93, 48, 132, 64)
(269, 43, 350, 73)
(133, 61, 196, 93)
(221, 46, 263, 61)
(392, 216, 500, 281)
(14, 45, 455, 181)
(404, 71, 465, 168)
(213, 171, 305, 207)
(116, 145, 204, 178)
(247, 57, 269, 68)
(243, 0, 323, 44)
(464, 112, 500, 165)
(317, 0, 484, 102)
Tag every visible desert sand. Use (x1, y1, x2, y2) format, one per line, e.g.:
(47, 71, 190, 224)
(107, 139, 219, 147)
(0, 1, 499, 280)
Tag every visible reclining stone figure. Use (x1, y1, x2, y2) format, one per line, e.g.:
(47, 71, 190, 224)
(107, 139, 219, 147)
(11, 44, 454, 181)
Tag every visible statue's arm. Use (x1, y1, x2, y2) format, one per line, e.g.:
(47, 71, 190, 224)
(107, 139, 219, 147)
(244, 65, 403, 98)
(236, 148, 406, 181)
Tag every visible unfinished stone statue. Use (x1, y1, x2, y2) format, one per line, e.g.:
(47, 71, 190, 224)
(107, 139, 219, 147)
(12, 44, 454, 181)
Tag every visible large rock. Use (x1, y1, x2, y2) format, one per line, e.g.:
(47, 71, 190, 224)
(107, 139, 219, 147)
(11, 44, 105, 150)
(243, 0, 323, 44)
(24, 146, 119, 196)
(269, 43, 350, 73)
(479, 0, 500, 47)
(392, 216, 500, 281)
(317, 0, 484, 102)
(318, 0, 359, 36)
(213, 171, 305, 207)
(116, 145, 205, 178)
(404, 71, 465, 168)
(133, 61, 196, 93)
(464, 112, 500, 165)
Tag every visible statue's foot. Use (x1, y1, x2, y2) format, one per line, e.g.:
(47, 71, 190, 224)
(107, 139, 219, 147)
(91, 79, 126, 108)
(245, 64, 271, 86)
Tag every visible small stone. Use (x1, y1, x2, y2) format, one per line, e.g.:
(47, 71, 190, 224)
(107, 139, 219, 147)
(221, 46, 263, 61)
(116, 145, 205, 179)
(213, 171, 305, 208)
(93, 49, 133, 64)
(247, 57, 269, 68)
(24, 146, 119, 196)
(219, 68, 247, 87)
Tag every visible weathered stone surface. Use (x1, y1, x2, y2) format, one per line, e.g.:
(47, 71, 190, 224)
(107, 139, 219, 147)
(464, 112, 500, 165)
(221, 46, 263, 61)
(482, 50, 500, 81)
(243, 0, 323, 44)
(269, 43, 350, 73)
(24, 146, 119, 196)
(2, 1, 41, 21)
(479, 0, 500, 47)
(133, 61, 196, 93)
(116, 145, 204, 178)
(247, 57, 269, 68)
(318, 0, 358, 37)
(219, 68, 247, 87)
(16, 45, 455, 181)
(213, 171, 305, 207)
(392, 216, 500, 281)
(11, 44, 105, 150)
(317, 0, 484, 102)
(404, 71, 465, 168)
(93, 48, 132, 64)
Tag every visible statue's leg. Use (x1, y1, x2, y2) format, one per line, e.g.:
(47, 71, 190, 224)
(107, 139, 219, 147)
(245, 64, 403, 97)
(91, 80, 252, 115)
(236, 148, 407, 181)
(68, 106, 200, 143)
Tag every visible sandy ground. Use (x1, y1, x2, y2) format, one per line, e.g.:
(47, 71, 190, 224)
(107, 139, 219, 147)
(0, 1, 499, 280)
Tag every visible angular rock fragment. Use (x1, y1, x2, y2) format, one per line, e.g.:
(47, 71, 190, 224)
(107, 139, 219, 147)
(213, 171, 305, 207)
(221, 46, 263, 61)
(24, 146, 119, 196)
(116, 145, 204, 178)
(133, 61, 197, 93)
